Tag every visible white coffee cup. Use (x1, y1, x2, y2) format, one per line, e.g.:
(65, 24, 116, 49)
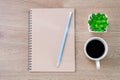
(84, 37, 108, 70)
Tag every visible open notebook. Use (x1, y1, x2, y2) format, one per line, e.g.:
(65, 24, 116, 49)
(28, 8, 75, 72)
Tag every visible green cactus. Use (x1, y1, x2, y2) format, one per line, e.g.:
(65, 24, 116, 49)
(88, 13, 109, 32)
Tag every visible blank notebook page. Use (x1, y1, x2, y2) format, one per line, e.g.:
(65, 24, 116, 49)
(28, 8, 75, 72)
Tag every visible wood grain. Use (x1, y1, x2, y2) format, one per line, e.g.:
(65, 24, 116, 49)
(0, 0, 120, 80)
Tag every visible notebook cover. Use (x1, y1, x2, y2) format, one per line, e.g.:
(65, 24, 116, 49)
(28, 8, 75, 72)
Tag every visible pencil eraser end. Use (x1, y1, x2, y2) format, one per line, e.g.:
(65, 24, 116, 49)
(69, 12, 72, 15)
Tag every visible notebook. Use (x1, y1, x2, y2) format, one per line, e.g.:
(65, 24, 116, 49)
(28, 8, 75, 72)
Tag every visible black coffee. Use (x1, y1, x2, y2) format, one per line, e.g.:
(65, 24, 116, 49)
(86, 39, 105, 58)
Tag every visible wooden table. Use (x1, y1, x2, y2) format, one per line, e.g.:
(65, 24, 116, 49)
(0, 0, 120, 80)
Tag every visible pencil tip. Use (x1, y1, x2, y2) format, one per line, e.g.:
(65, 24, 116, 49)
(57, 63, 60, 68)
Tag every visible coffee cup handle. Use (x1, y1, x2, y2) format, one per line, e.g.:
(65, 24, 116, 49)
(96, 60, 100, 70)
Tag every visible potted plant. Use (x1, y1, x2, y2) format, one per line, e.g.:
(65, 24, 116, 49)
(88, 13, 109, 33)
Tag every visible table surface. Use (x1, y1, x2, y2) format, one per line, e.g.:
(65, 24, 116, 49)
(0, 0, 120, 80)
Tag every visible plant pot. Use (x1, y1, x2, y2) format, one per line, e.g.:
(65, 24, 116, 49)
(88, 13, 109, 33)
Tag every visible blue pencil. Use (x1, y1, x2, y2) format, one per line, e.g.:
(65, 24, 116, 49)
(57, 12, 73, 67)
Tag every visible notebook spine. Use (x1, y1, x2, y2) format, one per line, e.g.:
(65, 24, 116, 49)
(28, 9, 32, 71)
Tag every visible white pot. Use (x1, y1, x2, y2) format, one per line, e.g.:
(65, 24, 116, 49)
(88, 14, 109, 33)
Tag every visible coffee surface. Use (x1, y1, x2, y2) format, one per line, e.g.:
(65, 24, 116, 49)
(86, 39, 105, 58)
